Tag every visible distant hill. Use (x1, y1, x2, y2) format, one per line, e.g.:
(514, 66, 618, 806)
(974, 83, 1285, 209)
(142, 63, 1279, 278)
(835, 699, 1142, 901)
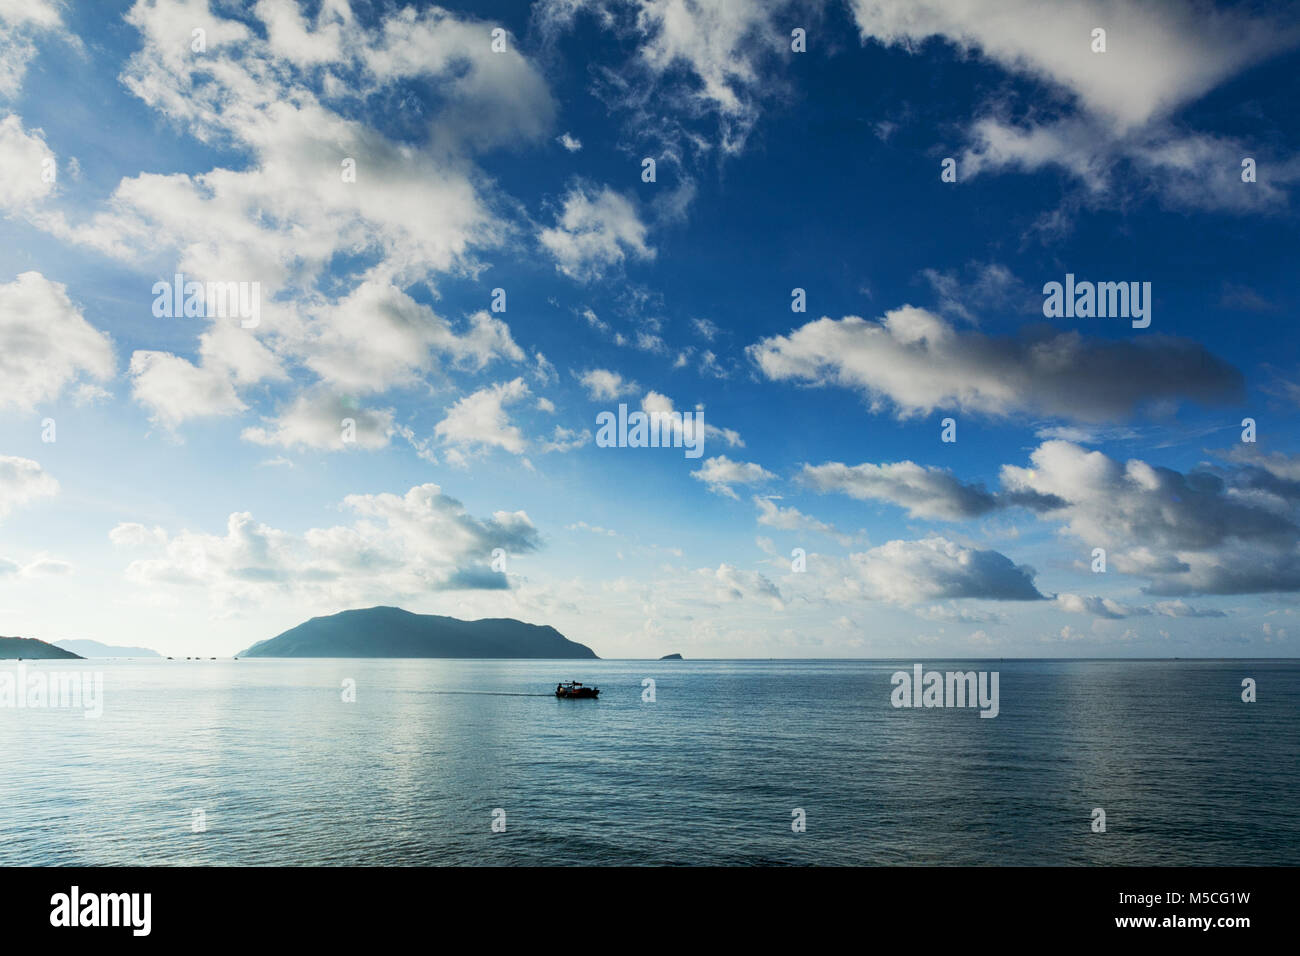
(0, 636, 83, 660)
(659, 653, 684, 660)
(55, 639, 160, 658)
(239, 606, 599, 659)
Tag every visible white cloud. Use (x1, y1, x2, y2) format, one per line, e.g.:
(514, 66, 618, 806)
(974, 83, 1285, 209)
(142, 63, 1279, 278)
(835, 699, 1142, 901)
(749, 306, 1242, 422)
(40, 2, 519, 283)
(0, 0, 65, 99)
(571, 308, 604, 334)
(539, 183, 654, 282)
(0, 455, 58, 518)
(129, 351, 246, 429)
(801, 460, 999, 519)
(692, 317, 720, 340)
(19, 556, 72, 576)
(113, 482, 541, 608)
(539, 425, 591, 453)
(847, 1, 1300, 211)
(915, 603, 1005, 625)
(127, 320, 287, 429)
(692, 456, 774, 499)
(578, 368, 638, 400)
(850, 0, 1298, 130)
(701, 563, 784, 609)
(843, 536, 1045, 605)
(1003, 441, 1300, 595)
(1153, 600, 1225, 619)
(242, 391, 395, 451)
(539, 0, 798, 156)
(753, 496, 843, 541)
(641, 389, 742, 449)
(0, 116, 55, 210)
(19, 0, 555, 432)
(303, 281, 523, 394)
(0, 272, 115, 411)
(435, 378, 531, 456)
(1055, 592, 1143, 619)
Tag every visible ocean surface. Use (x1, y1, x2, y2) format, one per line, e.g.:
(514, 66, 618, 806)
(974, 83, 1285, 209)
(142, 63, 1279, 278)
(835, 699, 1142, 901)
(1, 658, 1296, 866)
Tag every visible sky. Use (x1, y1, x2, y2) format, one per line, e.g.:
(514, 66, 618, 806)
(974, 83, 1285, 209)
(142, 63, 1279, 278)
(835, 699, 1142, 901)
(1, 0, 1299, 659)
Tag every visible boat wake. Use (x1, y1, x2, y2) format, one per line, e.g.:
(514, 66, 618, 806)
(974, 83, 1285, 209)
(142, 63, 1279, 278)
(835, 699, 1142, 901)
(423, 690, 556, 697)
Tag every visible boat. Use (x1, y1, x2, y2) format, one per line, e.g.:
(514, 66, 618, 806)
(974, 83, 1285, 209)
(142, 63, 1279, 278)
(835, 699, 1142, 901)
(555, 680, 599, 699)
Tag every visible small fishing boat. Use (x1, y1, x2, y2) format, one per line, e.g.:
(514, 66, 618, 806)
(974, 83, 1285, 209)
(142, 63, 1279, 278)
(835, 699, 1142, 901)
(555, 680, 599, 699)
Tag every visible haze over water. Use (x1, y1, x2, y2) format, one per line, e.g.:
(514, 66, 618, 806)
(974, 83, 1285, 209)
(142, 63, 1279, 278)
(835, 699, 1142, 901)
(2, 659, 1295, 866)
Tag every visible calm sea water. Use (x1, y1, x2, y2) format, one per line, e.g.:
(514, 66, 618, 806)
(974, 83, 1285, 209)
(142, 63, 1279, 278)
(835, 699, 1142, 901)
(1, 659, 1296, 866)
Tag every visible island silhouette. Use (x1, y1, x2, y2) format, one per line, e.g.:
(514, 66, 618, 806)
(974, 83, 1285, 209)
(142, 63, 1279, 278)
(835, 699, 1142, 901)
(0, 637, 83, 660)
(239, 606, 598, 658)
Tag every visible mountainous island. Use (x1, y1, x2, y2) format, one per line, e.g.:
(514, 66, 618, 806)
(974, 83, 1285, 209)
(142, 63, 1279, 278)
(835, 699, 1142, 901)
(55, 639, 161, 658)
(0, 636, 84, 659)
(239, 606, 599, 659)
(660, 653, 684, 660)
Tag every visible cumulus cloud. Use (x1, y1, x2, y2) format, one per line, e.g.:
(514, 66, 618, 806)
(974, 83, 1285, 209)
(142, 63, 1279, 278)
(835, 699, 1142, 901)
(967, 118, 1300, 215)
(538, 425, 591, 454)
(1055, 593, 1146, 619)
(242, 391, 395, 451)
(843, 536, 1045, 604)
(303, 282, 523, 394)
(19, 0, 553, 431)
(0, 272, 115, 411)
(801, 460, 999, 519)
(0, 0, 65, 99)
(435, 378, 532, 456)
(1152, 600, 1226, 619)
(702, 563, 784, 609)
(1004, 441, 1300, 595)
(692, 456, 775, 499)
(112, 482, 541, 607)
(0, 455, 58, 518)
(42, 1, 535, 280)
(915, 603, 1006, 625)
(578, 368, 638, 400)
(539, 183, 654, 282)
(1055, 592, 1225, 619)
(749, 307, 1242, 422)
(849, 0, 1297, 131)
(1219, 445, 1300, 483)
(1003, 441, 1296, 553)
(847, 0, 1300, 212)
(130, 351, 247, 429)
(639, 390, 743, 447)
(0, 116, 56, 210)
(753, 496, 844, 542)
(641, 390, 742, 449)
(128, 318, 289, 429)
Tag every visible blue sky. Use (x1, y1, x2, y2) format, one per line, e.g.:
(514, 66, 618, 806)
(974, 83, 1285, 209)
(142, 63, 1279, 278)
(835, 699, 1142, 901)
(1, 0, 1299, 658)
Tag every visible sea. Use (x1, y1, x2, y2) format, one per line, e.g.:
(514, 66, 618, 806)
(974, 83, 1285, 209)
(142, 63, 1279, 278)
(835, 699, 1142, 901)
(1, 658, 1296, 865)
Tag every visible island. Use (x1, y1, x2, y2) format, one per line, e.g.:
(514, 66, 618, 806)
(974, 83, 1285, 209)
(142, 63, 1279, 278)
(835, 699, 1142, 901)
(238, 606, 599, 658)
(54, 639, 161, 658)
(659, 653, 684, 660)
(0, 636, 84, 659)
